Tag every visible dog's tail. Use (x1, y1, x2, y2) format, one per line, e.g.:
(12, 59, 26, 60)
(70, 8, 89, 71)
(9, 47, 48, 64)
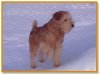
(32, 20, 38, 30)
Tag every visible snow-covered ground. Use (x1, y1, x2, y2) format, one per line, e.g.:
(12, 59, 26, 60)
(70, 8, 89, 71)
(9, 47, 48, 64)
(3, 3, 96, 70)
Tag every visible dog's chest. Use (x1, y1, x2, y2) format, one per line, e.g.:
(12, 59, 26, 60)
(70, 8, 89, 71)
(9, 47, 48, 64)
(41, 31, 64, 45)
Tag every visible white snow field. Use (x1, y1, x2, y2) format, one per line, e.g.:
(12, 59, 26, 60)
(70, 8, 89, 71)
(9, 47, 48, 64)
(3, 3, 96, 70)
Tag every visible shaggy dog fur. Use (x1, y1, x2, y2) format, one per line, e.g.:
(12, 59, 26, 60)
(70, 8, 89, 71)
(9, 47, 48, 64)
(29, 11, 74, 68)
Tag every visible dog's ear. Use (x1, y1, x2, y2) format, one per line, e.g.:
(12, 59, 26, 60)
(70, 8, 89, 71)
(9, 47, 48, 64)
(53, 11, 63, 20)
(53, 11, 69, 21)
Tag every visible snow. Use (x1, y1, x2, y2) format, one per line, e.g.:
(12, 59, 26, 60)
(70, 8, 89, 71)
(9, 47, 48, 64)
(55, 47, 96, 70)
(3, 3, 96, 70)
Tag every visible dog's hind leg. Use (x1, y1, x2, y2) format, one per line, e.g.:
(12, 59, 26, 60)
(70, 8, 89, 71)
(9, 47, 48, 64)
(39, 43, 46, 62)
(30, 45, 38, 68)
(39, 43, 53, 62)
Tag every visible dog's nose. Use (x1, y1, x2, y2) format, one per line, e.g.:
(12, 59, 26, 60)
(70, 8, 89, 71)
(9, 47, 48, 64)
(72, 24, 74, 28)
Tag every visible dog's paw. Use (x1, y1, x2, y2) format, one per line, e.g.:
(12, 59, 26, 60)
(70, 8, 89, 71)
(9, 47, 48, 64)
(54, 64, 61, 67)
(39, 59, 44, 63)
(31, 65, 36, 68)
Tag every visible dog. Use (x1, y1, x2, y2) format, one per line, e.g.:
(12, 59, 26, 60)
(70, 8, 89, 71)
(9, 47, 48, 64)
(29, 11, 74, 68)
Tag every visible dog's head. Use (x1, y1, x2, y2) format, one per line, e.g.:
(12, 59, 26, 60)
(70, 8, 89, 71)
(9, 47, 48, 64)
(53, 11, 74, 33)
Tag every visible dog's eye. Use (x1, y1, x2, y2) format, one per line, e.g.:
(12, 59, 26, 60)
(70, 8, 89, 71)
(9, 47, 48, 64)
(64, 19, 67, 21)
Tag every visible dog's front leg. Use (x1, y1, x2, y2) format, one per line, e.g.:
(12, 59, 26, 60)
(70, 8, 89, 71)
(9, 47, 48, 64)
(39, 50, 44, 62)
(53, 45, 62, 67)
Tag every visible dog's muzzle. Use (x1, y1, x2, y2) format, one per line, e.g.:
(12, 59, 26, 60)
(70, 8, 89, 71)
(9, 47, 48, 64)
(72, 24, 74, 28)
